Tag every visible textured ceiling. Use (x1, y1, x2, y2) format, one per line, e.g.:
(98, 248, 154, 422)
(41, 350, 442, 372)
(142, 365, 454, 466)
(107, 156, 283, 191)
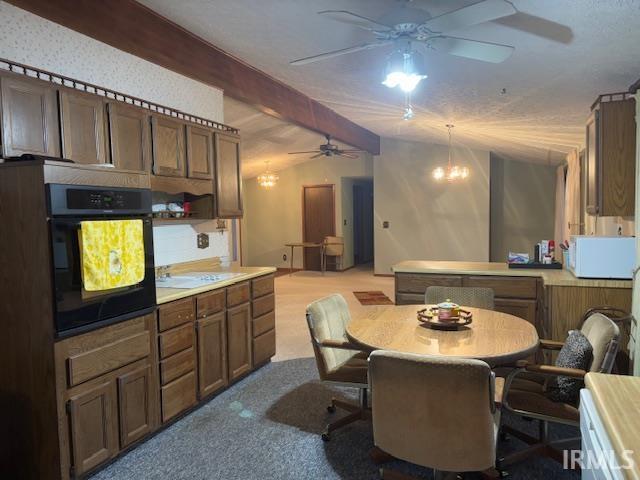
(140, 0, 640, 167)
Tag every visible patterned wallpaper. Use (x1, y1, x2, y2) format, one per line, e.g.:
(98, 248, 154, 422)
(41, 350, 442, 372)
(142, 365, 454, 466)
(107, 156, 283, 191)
(0, 2, 224, 122)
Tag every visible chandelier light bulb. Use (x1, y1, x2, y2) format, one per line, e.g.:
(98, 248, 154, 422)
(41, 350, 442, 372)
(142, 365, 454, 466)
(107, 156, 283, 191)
(431, 124, 470, 183)
(257, 161, 279, 188)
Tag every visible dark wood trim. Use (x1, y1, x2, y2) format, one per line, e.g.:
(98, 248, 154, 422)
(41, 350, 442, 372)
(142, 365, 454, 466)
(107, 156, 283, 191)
(374, 273, 394, 277)
(6, 0, 380, 155)
(301, 184, 336, 271)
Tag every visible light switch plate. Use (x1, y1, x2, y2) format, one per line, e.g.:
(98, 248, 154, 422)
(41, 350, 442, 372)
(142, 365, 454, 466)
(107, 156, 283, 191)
(197, 233, 209, 249)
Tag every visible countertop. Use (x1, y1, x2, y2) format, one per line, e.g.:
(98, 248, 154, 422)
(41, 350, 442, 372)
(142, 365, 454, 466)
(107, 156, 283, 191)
(393, 261, 632, 289)
(155, 265, 276, 304)
(585, 373, 640, 479)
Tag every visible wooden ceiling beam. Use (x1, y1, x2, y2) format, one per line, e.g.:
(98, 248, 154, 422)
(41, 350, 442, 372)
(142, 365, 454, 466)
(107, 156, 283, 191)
(6, 0, 380, 154)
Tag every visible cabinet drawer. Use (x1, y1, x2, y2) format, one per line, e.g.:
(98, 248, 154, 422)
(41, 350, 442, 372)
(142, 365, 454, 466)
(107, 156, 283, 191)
(67, 331, 150, 387)
(252, 275, 274, 299)
(227, 282, 250, 307)
(197, 289, 225, 318)
(159, 323, 194, 359)
(158, 297, 195, 332)
(463, 276, 538, 299)
(396, 273, 462, 294)
(159, 347, 195, 385)
(161, 371, 196, 422)
(252, 293, 274, 318)
(253, 310, 275, 338)
(253, 329, 276, 366)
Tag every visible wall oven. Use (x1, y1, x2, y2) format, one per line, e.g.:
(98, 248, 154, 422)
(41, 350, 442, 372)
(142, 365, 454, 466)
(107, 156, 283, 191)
(48, 183, 156, 336)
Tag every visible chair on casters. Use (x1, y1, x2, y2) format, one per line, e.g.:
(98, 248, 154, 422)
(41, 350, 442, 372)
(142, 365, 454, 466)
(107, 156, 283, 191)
(369, 350, 506, 479)
(321, 236, 344, 272)
(306, 294, 370, 441)
(499, 312, 620, 467)
(425, 286, 495, 310)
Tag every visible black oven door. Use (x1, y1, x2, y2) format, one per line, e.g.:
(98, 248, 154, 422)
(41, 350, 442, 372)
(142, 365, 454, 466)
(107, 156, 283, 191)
(50, 215, 156, 336)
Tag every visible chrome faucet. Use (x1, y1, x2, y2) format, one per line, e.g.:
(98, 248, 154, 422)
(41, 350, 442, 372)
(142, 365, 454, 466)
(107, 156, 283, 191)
(156, 265, 172, 281)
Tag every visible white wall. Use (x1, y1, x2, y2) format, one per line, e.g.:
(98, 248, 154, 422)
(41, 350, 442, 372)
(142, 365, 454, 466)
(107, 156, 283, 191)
(242, 155, 373, 269)
(374, 137, 491, 275)
(0, 3, 230, 267)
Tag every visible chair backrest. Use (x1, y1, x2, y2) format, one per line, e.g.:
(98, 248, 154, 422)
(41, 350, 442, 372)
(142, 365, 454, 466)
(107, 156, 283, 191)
(323, 236, 344, 256)
(425, 286, 495, 310)
(369, 350, 498, 472)
(580, 312, 620, 373)
(305, 294, 354, 380)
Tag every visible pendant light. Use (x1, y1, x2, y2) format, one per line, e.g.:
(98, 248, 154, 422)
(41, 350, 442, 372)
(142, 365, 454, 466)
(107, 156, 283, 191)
(432, 124, 469, 182)
(257, 161, 279, 188)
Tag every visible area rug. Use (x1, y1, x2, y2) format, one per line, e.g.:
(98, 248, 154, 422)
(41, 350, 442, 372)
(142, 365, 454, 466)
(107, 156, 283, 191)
(353, 291, 394, 305)
(90, 358, 580, 480)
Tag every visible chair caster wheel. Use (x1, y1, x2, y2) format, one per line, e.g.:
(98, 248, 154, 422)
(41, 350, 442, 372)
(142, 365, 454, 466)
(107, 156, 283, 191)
(498, 470, 509, 478)
(327, 405, 336, 413)
(321, 432, 330, 442)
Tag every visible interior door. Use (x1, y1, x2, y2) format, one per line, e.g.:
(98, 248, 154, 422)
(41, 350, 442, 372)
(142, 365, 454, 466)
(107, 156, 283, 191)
(107, 102, 151, 172)
(302, 184, 335, 271)
(59, 89, 108, 164)
(0, 73, 60, 157)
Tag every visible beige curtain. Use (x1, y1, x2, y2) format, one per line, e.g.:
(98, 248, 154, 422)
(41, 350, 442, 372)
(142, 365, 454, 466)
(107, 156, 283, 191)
(554, 165, 566, 259)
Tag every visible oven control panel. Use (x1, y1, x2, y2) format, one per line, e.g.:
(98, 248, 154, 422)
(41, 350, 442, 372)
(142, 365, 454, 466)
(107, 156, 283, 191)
(67, 189, 142, 210)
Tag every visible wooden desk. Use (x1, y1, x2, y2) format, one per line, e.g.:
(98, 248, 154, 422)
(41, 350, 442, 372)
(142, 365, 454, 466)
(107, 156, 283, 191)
(284, 242, 322, 275)
(346, 305, 539, 366)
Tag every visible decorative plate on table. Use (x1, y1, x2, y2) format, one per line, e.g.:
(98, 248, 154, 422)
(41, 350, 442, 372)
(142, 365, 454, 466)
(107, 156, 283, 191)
(417, 306, 473, 331)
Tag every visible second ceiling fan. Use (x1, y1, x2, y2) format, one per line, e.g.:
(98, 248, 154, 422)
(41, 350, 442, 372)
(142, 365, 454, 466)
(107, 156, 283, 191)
(289, 134, 363, 159)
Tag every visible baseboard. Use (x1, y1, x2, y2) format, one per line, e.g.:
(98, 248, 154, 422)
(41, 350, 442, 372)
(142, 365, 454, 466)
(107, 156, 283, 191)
(275, 267, 302, 277)
(373, 273, 394, 277)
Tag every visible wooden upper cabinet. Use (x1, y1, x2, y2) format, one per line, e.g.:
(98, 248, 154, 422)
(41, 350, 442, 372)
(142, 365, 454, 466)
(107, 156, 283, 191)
(67, 381, 118, 476)
(0, 73, 60, 158)
(59, 89, 108, 164)
(186, 125, 214, 179)
(151, 115, 186, 177)
(586, 97, 636, 217)
(107, 102, 151, 172)
(214, 132, 243, 218)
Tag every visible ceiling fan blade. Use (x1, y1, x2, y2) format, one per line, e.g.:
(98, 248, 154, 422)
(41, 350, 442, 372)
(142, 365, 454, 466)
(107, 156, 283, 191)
(309, 152, 325, 159)
(317, 10, 392, 31)
(420, 0, 516, 35)
(289, 151, 321, 155)
(493, 12, 573, 44)
(427, 36, 514, 63)
(337, 152, 359, 159)
(339, 149, 365, 153)
(290, 41, 391, 66)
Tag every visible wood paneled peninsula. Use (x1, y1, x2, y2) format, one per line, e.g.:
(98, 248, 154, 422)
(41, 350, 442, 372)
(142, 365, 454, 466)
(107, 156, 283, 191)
(394, 261, 633, 371)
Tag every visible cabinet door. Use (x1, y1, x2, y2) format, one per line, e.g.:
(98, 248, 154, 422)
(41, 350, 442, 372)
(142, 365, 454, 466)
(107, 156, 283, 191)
(585, 110, 600, 215)
(227, 303, 252, 381)
(214, 132, 243, 218)
(197, 312, 228, 398)
(68, 382, 117, 476)
(495, 298, 537, 325)
(107, 102, 151, 172)
(59, 89, 108, 164)
(117, 365, 152, 448)
(0, 74, 60, 157)
(186, 125, 214, 179)
(151, 115, 186, 177)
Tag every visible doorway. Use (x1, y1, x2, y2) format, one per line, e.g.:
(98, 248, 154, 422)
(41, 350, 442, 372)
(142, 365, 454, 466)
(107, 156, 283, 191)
(302, 184, 335, 271)
(352, 179, 374, 265)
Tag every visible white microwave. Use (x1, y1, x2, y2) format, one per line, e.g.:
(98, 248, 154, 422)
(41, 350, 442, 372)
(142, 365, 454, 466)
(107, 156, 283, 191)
(568, 235, 635, 279)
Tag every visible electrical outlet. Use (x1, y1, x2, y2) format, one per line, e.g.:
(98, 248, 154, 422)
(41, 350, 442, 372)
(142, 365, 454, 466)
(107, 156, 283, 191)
(197, 233, 209, 249)
(343, 219, 347, 226)
(383, 221, 389, 229)
(283, 254, 287, 261)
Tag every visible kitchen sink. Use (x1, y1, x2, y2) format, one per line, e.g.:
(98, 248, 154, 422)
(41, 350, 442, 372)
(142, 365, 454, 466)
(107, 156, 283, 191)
(156, 272, 243, 289)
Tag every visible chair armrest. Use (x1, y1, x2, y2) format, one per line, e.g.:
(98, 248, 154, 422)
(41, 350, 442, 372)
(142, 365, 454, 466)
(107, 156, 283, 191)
(539, 339, 565, 351)
(319, 339, 361, 351)
(524, 363, 586, 379)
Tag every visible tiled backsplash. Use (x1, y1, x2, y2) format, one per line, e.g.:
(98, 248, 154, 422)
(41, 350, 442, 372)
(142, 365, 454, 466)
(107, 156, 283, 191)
(153, 222, 230, 267)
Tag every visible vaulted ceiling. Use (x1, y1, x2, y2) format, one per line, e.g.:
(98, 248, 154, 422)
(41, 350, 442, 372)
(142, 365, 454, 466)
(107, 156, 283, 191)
(140, 0, 640, 169)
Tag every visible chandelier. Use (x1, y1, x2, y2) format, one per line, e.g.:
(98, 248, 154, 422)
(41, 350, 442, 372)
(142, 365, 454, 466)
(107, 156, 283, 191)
(257, 161, 279, 188)
(432, 124, 469, 182)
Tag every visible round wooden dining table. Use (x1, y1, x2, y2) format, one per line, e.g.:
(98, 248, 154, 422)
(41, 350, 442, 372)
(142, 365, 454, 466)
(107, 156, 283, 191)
(346, 305, 539, 366)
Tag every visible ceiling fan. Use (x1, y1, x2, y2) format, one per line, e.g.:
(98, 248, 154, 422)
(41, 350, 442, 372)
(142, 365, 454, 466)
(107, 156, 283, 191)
(290, 0, 518, 67)
(288, 134, 363, 159)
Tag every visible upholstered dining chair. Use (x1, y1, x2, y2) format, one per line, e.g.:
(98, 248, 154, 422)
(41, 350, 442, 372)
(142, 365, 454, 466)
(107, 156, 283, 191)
(369, 350, 505, 479)
(321, 236, 344, 272)
(425, 286, 495, 310)
(306, 294, 370, 441)
(499, 312, 620, 467)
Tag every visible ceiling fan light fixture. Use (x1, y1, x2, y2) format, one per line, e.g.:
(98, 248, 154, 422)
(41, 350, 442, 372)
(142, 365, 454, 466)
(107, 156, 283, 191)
(382, 50, 427, 93)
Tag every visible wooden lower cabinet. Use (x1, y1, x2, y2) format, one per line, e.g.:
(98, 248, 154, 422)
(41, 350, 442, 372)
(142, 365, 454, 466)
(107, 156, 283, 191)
(197, 312, 228, 398)
(161, 372, 197, 422)
(227, 302, 253, 381)
(117, 365, 153, 448)
(494, 298, 537, 326)
(67, 382, 118, 477)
